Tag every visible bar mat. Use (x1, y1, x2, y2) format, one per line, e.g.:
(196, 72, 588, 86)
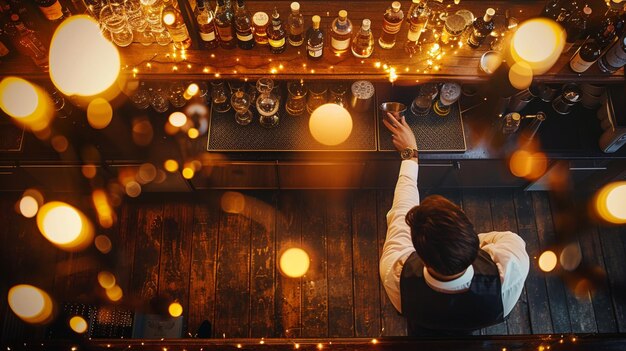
(378, 90, 467, 152)
(207, 95, 377, 152)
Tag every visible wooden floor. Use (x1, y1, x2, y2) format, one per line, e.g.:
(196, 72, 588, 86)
(1, 189, 626, 339)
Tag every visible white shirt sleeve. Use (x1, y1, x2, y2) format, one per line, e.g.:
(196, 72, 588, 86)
(379, 160, 419, 313)
(478, 231, 530, 317)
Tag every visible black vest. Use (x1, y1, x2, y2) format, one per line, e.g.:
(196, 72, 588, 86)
(400, 250, 504, 332)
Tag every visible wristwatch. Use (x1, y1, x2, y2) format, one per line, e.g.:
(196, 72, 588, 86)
(400, 147, 418, 160)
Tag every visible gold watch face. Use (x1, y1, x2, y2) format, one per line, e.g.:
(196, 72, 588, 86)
(401, 147, 413, 159)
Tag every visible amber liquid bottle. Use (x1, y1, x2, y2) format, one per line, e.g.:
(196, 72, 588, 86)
(163, 4, 192, 49)
(215, 0, 236, 49)
(234, 0, 255, 50)
(351, 19, 374, 58)
(307, 15, 324, 60)
(330, 10, 353, 55)
(288, 2, 304, 47)
(267, 8, 286, 54)
(196, 0, 218, 50)
(379, 1, 404, 49)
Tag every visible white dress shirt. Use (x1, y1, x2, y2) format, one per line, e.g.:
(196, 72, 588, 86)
(379, 160, 530, 317)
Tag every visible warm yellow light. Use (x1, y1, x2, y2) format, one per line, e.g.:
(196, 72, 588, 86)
(182, 167, 194, 179)
(82, 164, 97, 179)
(279, 248, 310, 278)
(69, 316, 88, 334)
(19, 195, 39, 218)
(94, 235, 112, 254)
(168, 302, 183, 317)
(509, 150, 547, 180)
(163, 13, 175, 25)
(0, 77, 53, 131)
(87, 98, 113, 129)
(184, 83, 199, 100)
(164, 159, 179, 173)
(37, 201, 93, 251)
(125, 181, 142, 198)
(594, 182, 626, 224)
(221, 192, 246, 214)
(8, 285, 54, 324)
(187, 128, 199, 139)
(511, 18, 564, 75)
(309, 104, 353, 146)
(538, 250, 558, 272)
(509, 62, 533, 90)
(105, 285, 123, 302)
(168, 112, 187, 128)
(50, 16, 120, 96)
(97, 271, 116, 289)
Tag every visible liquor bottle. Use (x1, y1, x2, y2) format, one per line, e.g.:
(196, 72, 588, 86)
(163, 4, 192, 49)
(554, 0, 579, 24)
(379, 1, 403, 49)
(215, 0, 236, 49)
(405, 0, 429, 55)
(234, 0, 254, 50)
(598, 34, 626, 73)
(569, 40, 601, 73)
(467, 8, 495, 48)
(287, 2, 304, 47)
(196, 0, 218, 50)
(4, 14, 48, 69)
(330, 10, 352, 55)
(592, 0, 625, 50)
(35, 0, 71, 23)
(351, 18, 374, 58)
(541, 0, 562, 19)
(252, 11, 269, 45)
(564, 5, 591, 52)
(267, 7, 286, 54)
(306, 15, 324, 60)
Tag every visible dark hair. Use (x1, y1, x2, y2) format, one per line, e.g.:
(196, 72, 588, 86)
(406, 195, 479, 276)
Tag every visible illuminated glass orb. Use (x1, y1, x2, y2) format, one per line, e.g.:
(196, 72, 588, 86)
(594, 181, 626, 224)
(511, 18, 565, 75)
(97, 271, 116, 289)
(105, 285, 123, 302)
(87, 98, 113, 129)
(50, 16, 120, 96)
(19, 195, 39, 218)
(509, 62, 533, 90)
(538, 250, 558, 272)
(309, 104, 353, 146)
(279, 248, 310, 278)
(168, 112, 187, 128)
(69, 316, 88, 334)
(220, 192, 245, 214)
(8, 285, 54, 324)
(0, 77, 53, 131)
(164, 159, 179, 173)
(168, 302, 183, 317)
(36, 201, 93, 251)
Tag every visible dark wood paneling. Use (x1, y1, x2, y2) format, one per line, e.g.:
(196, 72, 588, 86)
(248, 192, 277, 337)
(327, 192, 356, 337)
(599, 225, 626, 332)
(513, 191, 553, 334)
(352, 191, 381, 336)
(130, 204, 163, 300)
(114, 202, 137, 293)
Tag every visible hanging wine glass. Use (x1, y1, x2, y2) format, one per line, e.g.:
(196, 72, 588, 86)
(256, 77, 279, 128)
(231, 90, 253, 125)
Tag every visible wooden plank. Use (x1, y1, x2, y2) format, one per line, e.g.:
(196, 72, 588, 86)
(512, 191, 552, 335)
(189, 196, 220, 337)
(300, 192, 328, 337)
(214, 196, 251, 338)
(158, 202, 194, 331)
(248, 192, 277, 337)
(352, 190, 381, 336)
(130, 203, 163, 301)
(0, 198, 14, 340)
(327, 192, 356, 337)
(490, 191, 531, 335)
(376, 189, 406, 336)
(274, 191, 302, 337)
(599, 224, 626, 332)
(531, 192, 571, 334)
(114, 201, 137, 293)
(462, 190, 508, 335)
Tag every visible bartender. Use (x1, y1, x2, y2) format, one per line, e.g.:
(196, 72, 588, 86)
(379, 111, 530, 335)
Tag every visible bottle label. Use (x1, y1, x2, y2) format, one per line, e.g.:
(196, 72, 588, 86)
(605, 41, 626, 68)
(288, 34, 304, 46)
(407, 23, 425, 42)
(200, 30, 216, 41)
(331, 37, 350, 50)
(39, 1, 63, 20)
(217, 26, 233, 41)
(169, 27, 190, 42)
(569, 53, 594, 73)
(269, 37, 285, 48)
(382, 19, 402, 34)
(307, 44, 323, 57)
(236, 32, 254, 41)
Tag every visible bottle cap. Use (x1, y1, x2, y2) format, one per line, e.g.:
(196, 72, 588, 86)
(312, 15, 321, 24)
(511, 112, 521, 121)
(290, 2, 300, 12)
(253, 12, 269, 26)
(392, 2, 401, 11)
(486, 8, 496, 17)
(272, 7, 280, 19)
(339, 10, 347, 19)
(362, 18, 371, 30)
(583, 6, 592, 15)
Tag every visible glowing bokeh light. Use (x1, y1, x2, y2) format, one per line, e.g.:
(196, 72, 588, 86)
(19, 195, 39, 218)
(87, 98, 113, 129)
(163, 13, 176, 26)
(94, 235, 113, 254)
(509, 62, 533, 90)
(69, 316, 88, 334)
(51, 135, 69, 152)
(8, 285, 54, 324)
(137, 163, 157, 184)
(594, 181, 626, 224)
(309, 104, 353, 146)
(168, 112, 188, 128)
(49, 16, 120, 96)
(560, 243, 582, 271)
(168, 302, 183, 317)
(82, 164, 97, 179)
(184, 83, 199, 100)
(279, 248, 310, 278)
(509, 150, 548, 180)
(511, 18, 564, 74)
(187, 128, 199, 139)
(164, 159, 179, 173)
(92, 189, 114, 228)
(36, 201, 93, 251)
(97, 271, 116, 289)
(105, 285, 123, 302)
(538, 250, 558, 272)
(125, 181, 142, 198)
(221, 192, 246, 214)
(0, 77, 39, 118)
(182, 167, 195, 179)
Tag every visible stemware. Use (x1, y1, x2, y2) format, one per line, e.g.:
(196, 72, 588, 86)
(231, 90, 253, 125)
(256, 77, 280, 128)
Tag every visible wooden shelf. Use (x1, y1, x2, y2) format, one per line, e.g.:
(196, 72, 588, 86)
(2, 0, 624, 84)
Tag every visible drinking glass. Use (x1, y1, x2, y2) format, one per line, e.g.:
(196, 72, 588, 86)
(168, 81, 187, 108)
(410, 83, 439, 116)
(286, 81, 307, 116)
(130, 81, 151, 109)
(231, 90, 253, 125)
(211, 81, 231, 113)
(256, 77, 280, 128)
(306, 83, 327, 114)
(329, 83, 348, 107)
(149, 84, 170, 113)
(100, 3, 134, 47)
